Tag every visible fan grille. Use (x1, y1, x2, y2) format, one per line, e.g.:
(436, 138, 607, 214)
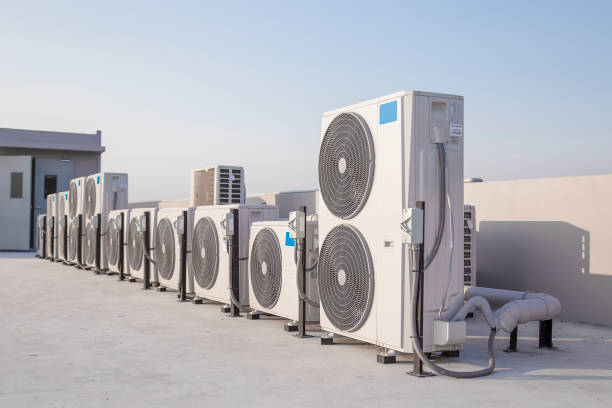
(191, 216, 219, 289)
(106, 218, 119, 266)
(84, 223, 96, 265)
(318, 113, 375, 219)
(250, 228, 282, 309)
(156, 218, 175, 280)
(318, 224, 374, 332)
(128, 217, 143, 271)
(69, 181, 78, 217)
(68, 223, 78, 261)
(58, 197, 65, 219)
(84, 178, 96, 219)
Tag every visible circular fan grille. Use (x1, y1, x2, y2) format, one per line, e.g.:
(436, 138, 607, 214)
(84, 178, 96, 219)
(106, 219, 119, 266)
(69, 181, 78, 218)
(191, 217, 219, 289)
(250, 228, 282, 309)
(84, 223, 96, 265)
(68, 223, 78, 261)
(156, 218, 175, 280)
(58, 197, 65, 219)
(128, 218, 143, 271)
(318, 224, 374, 332)
(318, 113, 375, 219)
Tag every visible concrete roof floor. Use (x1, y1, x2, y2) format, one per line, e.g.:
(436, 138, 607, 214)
(1, 252, 611, 407)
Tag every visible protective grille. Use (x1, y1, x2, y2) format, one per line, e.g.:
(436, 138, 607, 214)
(156, 218, 175, 280)
(191, 216, 219, 289)
(318, 113, 375, 219)
(84, 223, 96, 265)
(69, 181, 78, 217)
(128, 217, 143, 271)
(250, 228, 282, 309)
(84, 178, 96, 219)
(68, 223, 78, 261)
(318, 224, 374, 332)
(106, 218, 119, 267)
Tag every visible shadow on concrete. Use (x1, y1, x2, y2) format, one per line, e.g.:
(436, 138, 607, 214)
(477, 221, 612, 326)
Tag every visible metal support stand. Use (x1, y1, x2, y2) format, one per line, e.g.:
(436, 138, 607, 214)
(320, 332, 334, 345)
(295, 206, 312, 338)
(220, 304, 231, 313)
(191, 297, 203, 305)
(143, 211, 151, 289)
(94, 213, 102, 274)
(539, 319, 554, 348)
(178, 210, 188, 302)
(408, 201, 434, 378)
(246, 311, 262, 320)
(118, 213, 125, 281)
(504, 327, 518, 352)
(229, 209, 241, 317)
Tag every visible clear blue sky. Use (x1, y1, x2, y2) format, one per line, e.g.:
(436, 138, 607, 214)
(1, 1, 610, 202)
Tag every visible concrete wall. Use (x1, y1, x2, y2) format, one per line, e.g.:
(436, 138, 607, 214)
(246, 190, 318, 218)
(465, 175, 612, 326)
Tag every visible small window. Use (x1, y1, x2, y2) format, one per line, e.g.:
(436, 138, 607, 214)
(10, 172, 23, 198)
(44, 175, 57, 199)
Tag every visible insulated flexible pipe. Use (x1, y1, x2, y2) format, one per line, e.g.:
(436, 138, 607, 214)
(423, 144, 447, 270)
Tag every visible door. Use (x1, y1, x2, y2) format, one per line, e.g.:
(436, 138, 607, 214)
(0, 156, 33, 250)
(32, 158, 75, 249)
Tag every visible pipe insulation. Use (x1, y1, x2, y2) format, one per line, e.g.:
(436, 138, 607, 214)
(452, 287, 561, 333)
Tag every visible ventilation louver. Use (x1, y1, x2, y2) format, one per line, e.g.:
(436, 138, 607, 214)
(318, 113, 375, 219)
(156, 218, 175, 280)
(318, 224, 374, 332)
(249, 228, 282, 309)
(191, 216, 219, 289)
(128, 218, 143, 271)
(84, 178, 96, 219)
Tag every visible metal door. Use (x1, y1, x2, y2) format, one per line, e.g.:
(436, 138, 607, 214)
(0, 156, 33, 250)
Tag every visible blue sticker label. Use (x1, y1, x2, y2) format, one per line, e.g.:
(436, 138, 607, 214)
(285, 232, 295, 247)
(379, 101, 397, 124)
(65, 194, 68, 200)
(78, 180, 80, 186)
(97, 176, 100, 184)
(52, 196, 55, 201)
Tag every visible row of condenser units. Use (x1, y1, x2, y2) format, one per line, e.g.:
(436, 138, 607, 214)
(37, 91, 477, 358)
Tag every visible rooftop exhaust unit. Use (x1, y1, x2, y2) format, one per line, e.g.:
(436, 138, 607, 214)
(190, 165, 245, 207)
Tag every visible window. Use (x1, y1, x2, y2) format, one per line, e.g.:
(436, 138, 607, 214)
(10, 172, 23, 198)
(44, 175, 57, 199)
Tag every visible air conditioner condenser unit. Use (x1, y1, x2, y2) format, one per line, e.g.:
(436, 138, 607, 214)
(248, 217, 319, 323)
(190, 165, 245, 207)
(36, 214, 46, 258)
(317, 91, 465, 354)
(155, 207, 194, 293)
(190, 204, 278, 308)
(56, 191, 70, 263)
(127, 208, 158, 286)
(106, 209, 129, 277)
(46, 193, 57, 260)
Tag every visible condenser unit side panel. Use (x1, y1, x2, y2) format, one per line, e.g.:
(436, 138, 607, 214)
(372, 96, 405, 350)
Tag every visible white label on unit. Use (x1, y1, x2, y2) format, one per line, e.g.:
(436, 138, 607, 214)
(450, 124, 463, 138)
(466, 219, 474, 231)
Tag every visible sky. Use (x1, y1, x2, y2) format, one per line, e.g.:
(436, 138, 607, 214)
(1, 1, 611, 202)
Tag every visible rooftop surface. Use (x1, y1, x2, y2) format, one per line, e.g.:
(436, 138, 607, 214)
(1, 252, 611, 407)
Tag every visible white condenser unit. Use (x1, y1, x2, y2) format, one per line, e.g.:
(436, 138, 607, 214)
(56, 191, 70, 262)
(463, 205, 476, 286)
(67, 212, 82, 266)
(317, 91, 464, 353)
(36, 214, 46, 258)
(155, 207, 194, 291)
(83, 173, 128, 271)
(248, 218, 319, 322)
(190, 165, 245, 207)
(127, 208, 158, 284)
(190, 204, 278, 306)
(46, 193, 57, 260)
(106, 209, 129, 276)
